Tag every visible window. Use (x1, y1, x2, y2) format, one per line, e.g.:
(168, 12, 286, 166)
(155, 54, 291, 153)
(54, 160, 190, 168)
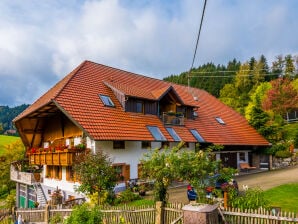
(215, 117, 225, 125)
(113, 163, 130, 181)
(66, 166, 76, 182)
(147, 126, 167, 141)
(166, 127, 181, 141)
(183, 142, 189, 148)
(190, 129, 205, 143)
(46, 166, 62, 180)
(161, 141, 169, 149)
(113, 141, 125, 149)
(99, 94, 115, 107)
(239, 152, 245, 161)
(142, 141, 151, 149)
(136, 101, 143, 113)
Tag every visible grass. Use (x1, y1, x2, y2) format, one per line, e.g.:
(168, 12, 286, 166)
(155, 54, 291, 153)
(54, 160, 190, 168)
(126, 198, 155, 207)
(0, 135, 20, 155)
(264, 183, 298, 212)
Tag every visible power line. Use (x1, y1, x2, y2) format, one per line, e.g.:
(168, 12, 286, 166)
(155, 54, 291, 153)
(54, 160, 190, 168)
(189, 73, 285, 78)
(188, 0, 208, 89)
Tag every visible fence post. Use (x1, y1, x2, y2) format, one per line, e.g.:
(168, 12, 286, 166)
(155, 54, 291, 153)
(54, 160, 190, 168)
(155, 201, 163, 224)
(45, 204, 50, 224)
(223, 192, 228, 209)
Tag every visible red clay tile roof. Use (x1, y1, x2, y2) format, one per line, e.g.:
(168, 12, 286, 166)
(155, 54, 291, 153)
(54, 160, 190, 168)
(15, 60, 269, 146)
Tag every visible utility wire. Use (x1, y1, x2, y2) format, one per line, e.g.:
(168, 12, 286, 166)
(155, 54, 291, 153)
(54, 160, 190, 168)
(188, 0, 208, 89)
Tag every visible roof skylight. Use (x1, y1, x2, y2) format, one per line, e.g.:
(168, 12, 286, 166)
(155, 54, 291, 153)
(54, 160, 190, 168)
(99, 94, 115, 107)
(190, 129, 205, 143)
(215, 117, 225, 125)
(147, 126, 167, 141)
(166, 127, 181, 141)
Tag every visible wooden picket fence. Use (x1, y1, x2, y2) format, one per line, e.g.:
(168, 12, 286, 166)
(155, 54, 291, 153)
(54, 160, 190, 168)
(14, 202, 183, 224)
(99, 204, 155, 224)
(13, 204, 298, 224)
(221, 207, 298, 224)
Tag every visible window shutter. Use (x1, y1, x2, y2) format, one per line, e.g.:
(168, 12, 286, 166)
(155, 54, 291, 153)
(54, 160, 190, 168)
(137, 164, 143, 179)
(123, 164, 130, 181)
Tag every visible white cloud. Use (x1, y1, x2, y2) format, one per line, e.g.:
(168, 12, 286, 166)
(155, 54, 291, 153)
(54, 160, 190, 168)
(0, 0, 298, 106)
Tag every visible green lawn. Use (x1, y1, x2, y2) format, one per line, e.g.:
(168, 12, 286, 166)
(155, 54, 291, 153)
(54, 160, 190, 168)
(0, 135, 20, 155)
(264, 183, 298, 212)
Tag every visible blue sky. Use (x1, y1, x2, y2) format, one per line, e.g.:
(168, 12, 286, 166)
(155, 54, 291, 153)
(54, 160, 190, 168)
(0, 0, 297, 106)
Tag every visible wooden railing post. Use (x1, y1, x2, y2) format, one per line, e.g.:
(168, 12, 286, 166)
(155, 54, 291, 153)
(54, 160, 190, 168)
(45, 204, 50, 224)
(155, 201, 163, 224)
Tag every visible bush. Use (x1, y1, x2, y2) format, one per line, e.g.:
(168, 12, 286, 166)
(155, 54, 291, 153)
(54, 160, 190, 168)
(49, 213, 63, 224)
(275, 150, 292, 158)
(64, 203, 102, 224)
(228, 187, 269, 210)
(4, 190, 16, 209)
(294, 131, 298, 148)
(117, 189, 141, 204)
(266, 143, 288, 155)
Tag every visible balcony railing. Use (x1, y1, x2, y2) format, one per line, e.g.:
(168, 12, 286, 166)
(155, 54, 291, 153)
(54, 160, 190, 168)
(10, 161, 41, 185)
(28, 150, 86, 166)
(162, 112, 184, 126)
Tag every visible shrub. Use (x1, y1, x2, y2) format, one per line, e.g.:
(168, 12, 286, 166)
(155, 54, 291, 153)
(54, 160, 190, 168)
(117, 189, 141, 204)
(49, 213, 63, 224)
(266, 143, 288, 155)
(4, 191, 16, 209)
(275, 150, 292, 158)
(294, 131, 298, 148)
(228, 187, 269, 210)
(64, 203, 102, 224)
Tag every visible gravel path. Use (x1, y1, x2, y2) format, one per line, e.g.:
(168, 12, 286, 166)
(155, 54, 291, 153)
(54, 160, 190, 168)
(164, 165, 298, 204)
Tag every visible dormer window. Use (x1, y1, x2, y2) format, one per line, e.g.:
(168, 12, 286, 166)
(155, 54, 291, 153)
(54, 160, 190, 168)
(136, 100, 143, 113)
(99, 94, 115, 107)
(215, 117, 225, 125)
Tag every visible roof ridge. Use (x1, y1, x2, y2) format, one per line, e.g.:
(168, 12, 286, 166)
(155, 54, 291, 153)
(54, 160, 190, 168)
(53, 60, 88, 100)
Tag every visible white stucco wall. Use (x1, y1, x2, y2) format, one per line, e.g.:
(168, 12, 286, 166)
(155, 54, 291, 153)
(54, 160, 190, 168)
(41, 140, 196, 197)
(42, 166, 84, 200)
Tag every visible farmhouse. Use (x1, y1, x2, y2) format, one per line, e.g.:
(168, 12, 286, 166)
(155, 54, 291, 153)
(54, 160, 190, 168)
(11, 60, 269, 208)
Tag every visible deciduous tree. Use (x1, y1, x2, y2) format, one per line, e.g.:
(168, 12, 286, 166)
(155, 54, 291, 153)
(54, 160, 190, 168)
(73, 150, 118, 205)
(262, 78, 298, 116)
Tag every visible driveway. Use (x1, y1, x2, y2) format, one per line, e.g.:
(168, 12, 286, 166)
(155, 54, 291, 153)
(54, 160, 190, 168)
(165, 166, 298, 204)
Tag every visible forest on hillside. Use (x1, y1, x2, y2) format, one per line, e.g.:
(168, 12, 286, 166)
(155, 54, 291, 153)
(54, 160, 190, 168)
(0, 104, 29, 135)
(164, 54, 298, 151)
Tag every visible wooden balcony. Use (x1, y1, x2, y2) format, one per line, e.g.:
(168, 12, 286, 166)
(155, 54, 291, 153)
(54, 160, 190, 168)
(162, 112, 184, 126)
(29, 150, 85, 166)
(10, 162, 41, 185)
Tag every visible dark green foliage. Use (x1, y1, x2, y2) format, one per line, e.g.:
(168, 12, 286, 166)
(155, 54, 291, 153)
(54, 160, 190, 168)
(0, 104, 29, 135)
(64, 203, 102, 224)
(164, 60, 239, 97)
(266, 143, 288, 155)
(294, 131, 298, 148)
(275, 150, 292, 158)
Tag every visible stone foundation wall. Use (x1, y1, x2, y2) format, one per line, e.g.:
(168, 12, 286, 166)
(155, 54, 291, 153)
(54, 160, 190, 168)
(272, 154, 297, 169)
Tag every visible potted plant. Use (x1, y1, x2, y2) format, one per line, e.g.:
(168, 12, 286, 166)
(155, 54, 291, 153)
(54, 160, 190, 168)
(51, 187, 63, 205)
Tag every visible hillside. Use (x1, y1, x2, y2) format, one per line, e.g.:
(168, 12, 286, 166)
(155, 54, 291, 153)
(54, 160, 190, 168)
(0, 104, 29, 135)
(0, 135, 20, 155)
